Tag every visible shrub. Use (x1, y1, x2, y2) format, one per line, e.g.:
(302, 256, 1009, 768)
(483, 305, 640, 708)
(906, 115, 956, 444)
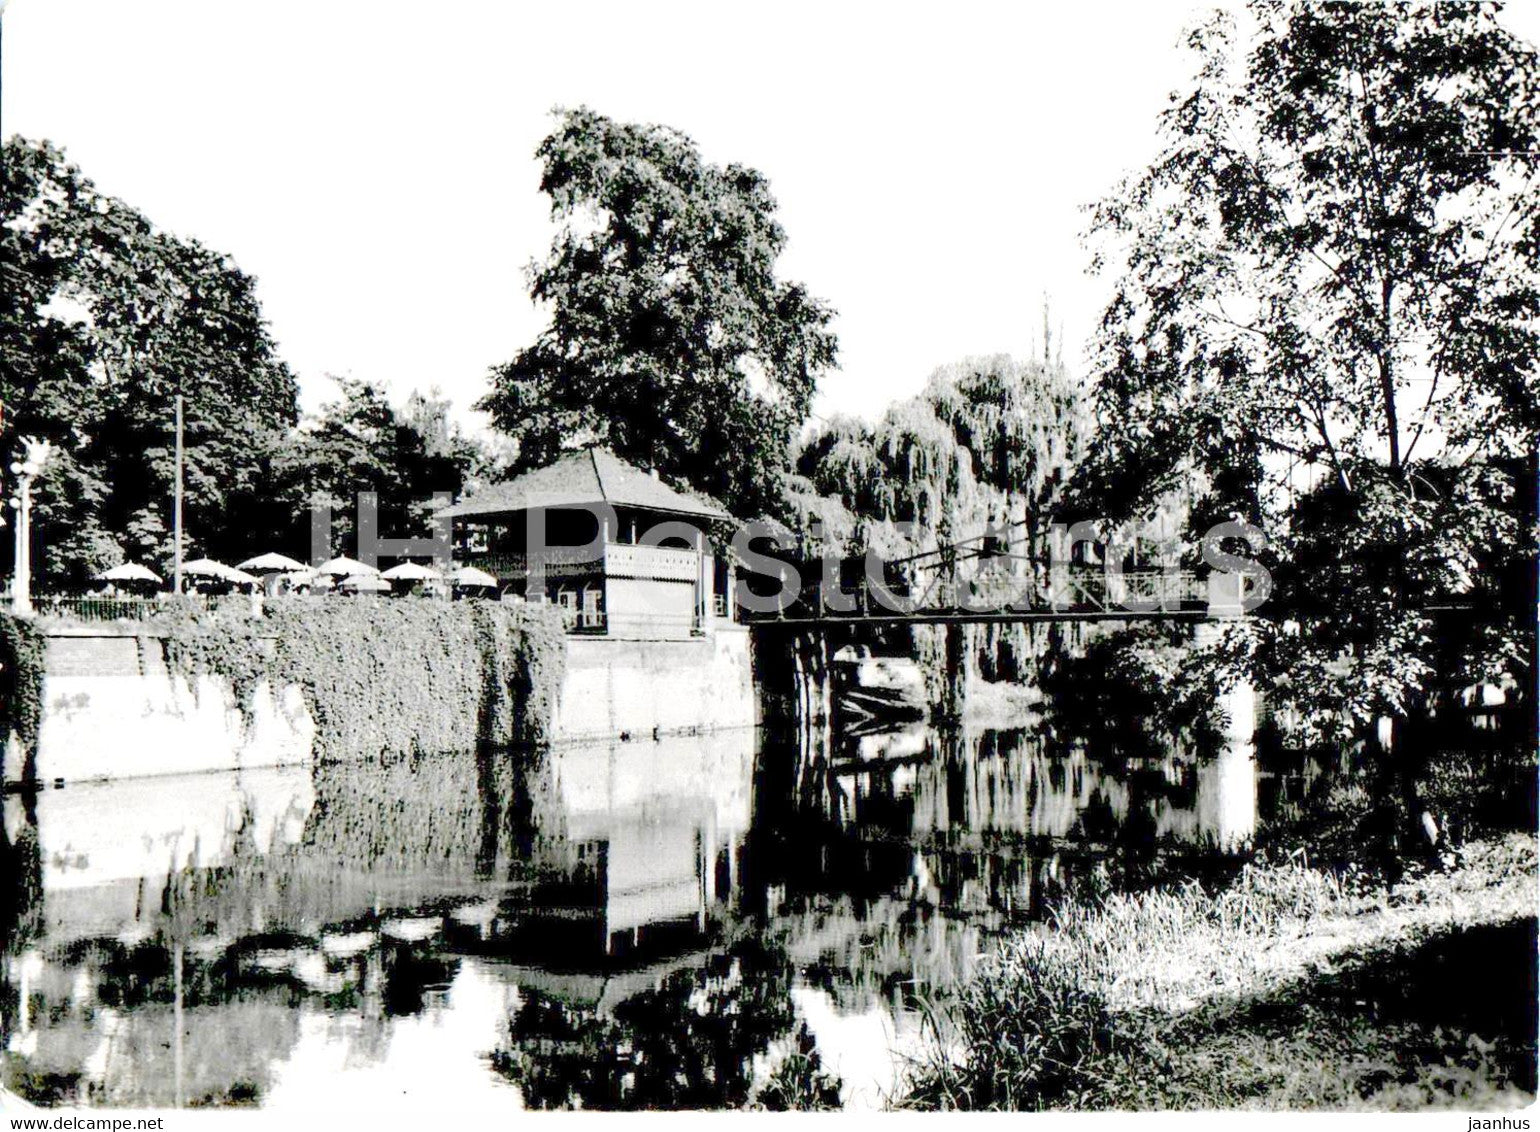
(903, 938, 1162, 1110)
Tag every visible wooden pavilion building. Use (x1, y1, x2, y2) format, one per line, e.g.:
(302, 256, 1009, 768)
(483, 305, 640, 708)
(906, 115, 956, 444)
(436, 448, 736, 639)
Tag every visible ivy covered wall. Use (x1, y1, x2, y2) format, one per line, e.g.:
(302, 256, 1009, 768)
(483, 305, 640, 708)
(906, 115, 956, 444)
(158, 598, 567, 762)
(0, 611, 47, 778)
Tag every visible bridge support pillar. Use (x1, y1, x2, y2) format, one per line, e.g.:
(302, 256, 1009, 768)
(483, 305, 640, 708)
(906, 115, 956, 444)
(1192, 619, 1259, 850)
(1205, 571, 1247, 618)
(1194, 620, 1256, 743)
(789, 630, 832, 757)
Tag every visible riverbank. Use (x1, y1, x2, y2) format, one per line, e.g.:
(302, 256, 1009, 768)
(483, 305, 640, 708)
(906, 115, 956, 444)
(902, 832, 1537, 1110)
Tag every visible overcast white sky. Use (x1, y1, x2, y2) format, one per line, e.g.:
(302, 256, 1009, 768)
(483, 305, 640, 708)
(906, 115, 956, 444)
(5, 0, 1538, 433)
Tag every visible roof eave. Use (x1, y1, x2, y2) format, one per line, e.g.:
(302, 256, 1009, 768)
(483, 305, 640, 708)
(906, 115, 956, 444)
(436, 501, 730, 522)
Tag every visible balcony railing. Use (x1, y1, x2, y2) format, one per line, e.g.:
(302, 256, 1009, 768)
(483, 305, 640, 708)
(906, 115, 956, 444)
(463, 547, 602, 578)
(603, 542, 699, 581)
(464, 542, 700, 582)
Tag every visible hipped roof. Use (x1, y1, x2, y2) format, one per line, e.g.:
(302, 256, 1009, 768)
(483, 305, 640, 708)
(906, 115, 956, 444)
(436, 447, 731, 522)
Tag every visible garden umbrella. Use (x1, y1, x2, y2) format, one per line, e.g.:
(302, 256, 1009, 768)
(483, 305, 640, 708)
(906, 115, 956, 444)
(95, 562, 162, 584)
(449, 565, 498, 588)
(181, 557, 234, 578)
(238, 552, 309, 572)
(381, 562, 443, 581)
(181, 558, 259, 588)
(317, 556, 379, 577)
(339, 573, 390, 593)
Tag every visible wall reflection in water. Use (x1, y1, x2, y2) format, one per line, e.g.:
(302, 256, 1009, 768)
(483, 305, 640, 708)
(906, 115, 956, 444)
(1, 717, 1274, 1111)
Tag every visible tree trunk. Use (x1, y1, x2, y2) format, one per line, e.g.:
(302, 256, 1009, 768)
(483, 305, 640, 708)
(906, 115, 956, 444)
(1375, 712, 1441, 864)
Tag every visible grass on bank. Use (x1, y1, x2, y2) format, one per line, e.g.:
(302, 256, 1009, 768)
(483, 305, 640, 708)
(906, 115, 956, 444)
(901, 833, 1537, 1111)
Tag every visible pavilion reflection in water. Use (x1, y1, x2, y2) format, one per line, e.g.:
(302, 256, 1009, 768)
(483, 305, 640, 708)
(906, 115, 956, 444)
(0, 719, 1267, 1110)
(0, 735, 752, 1108)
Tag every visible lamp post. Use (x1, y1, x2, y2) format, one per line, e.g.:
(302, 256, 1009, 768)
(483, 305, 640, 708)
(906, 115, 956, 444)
(173, 393, 184, 594)
(10, 437, 54, 616)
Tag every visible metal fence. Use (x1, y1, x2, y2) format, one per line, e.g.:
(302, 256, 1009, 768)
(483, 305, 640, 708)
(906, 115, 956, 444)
(29, 590, 713, 636)
(31, 595, 231, 622)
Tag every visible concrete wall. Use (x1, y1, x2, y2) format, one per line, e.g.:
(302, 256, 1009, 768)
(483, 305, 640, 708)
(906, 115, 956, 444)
(3, 629, 314, 785)
(3, 624, 757, 786)
(603, 576, 697, 640)
(551, 627, 756, 743)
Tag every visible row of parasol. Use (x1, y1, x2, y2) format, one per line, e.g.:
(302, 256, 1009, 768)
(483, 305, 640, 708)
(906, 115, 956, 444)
(94, 553, 499, 593)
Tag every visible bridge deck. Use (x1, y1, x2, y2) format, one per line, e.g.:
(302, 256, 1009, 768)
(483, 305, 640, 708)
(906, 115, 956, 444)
(745, 605, 1213, 628)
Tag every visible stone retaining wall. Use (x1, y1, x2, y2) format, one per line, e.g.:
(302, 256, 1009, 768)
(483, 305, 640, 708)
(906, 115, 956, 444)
(3, 624, 757, 785)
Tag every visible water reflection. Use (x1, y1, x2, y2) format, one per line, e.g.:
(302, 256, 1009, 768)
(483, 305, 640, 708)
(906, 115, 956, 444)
(2, 718, 1280, 1111)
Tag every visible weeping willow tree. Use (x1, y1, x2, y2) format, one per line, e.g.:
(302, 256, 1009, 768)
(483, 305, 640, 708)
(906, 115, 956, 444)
(792, 352, 1094, 706)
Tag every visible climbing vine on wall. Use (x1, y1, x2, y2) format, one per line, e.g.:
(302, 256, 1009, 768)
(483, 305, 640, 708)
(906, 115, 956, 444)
(0, 610, 47, 775)
(158, 597, 566, 762)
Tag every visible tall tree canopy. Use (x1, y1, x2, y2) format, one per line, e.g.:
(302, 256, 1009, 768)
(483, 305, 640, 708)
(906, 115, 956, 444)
(1083, 2, 1538, 835)
(1, 137, 300, 584)
(2, 137, 499, 583)
(796, 353, 1090, 552)
(479, 107, 839, 518)
(291, 379, 497, 554)
(794, 352, 1093, 686)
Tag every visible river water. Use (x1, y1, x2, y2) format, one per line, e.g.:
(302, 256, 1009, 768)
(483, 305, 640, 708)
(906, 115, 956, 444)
(0, 720, 1322, 1111)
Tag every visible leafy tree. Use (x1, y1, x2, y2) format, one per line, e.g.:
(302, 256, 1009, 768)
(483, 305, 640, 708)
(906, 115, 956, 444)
(290, 379, 496, 555)
(1, 137, 300, 585)
(794, 352, 1093, 691)
(797, 353, 1090, 551)
(479, 107, 839, 518)
(1082, 2, 1539, 848)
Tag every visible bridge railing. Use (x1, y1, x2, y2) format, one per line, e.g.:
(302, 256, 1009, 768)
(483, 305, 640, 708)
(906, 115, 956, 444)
(1052, 568, 1206, 611)
(741, 564, 1222, 622)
